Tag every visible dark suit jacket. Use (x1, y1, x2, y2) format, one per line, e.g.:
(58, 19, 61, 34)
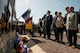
(46, 15, 53, 26)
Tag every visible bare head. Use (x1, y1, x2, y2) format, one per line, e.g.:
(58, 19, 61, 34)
(70, 6, 74, 12)
(58, 12, 62, 17)
(47, 10, 51, 15)
(55, 11, 58, 16)
(65, 6, 70, 12)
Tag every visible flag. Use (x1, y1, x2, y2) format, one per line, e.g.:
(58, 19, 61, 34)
(25, 16, 33, 23)
(21, 11, 28, 18)
(21, 9, 31, 19)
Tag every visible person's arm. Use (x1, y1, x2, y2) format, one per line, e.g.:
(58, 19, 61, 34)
(64, 14, 67, 24)
(74, 12, 78, 30)
(50, 15, 53, 26)
(74, 12, 78, 26)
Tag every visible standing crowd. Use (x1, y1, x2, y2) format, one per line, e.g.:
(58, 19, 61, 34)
(38, 6, 80, 48)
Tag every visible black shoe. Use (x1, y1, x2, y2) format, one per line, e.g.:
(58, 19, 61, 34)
(65, 42, 69, 44)
(48, 38, 50, 40)
(67, 44, 72, 46)
(54, 39, 57, 41)
(60, 41, 62, 43)
(40, 34, 41, 36)
(43, 37, 46, 38)
(56, 40, 59, 42)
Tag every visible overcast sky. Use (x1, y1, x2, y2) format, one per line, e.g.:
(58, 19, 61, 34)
(15, 0, 80, 24)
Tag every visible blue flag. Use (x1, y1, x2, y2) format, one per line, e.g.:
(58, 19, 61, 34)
(21, 9, 31, 19)
(22, 11, 28, 18)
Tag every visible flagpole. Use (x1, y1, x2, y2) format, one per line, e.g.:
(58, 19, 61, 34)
(17, 16, 22, 20)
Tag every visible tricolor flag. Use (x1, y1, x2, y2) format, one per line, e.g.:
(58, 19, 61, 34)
(25, 16, 33, 23)
(21, 9, 31, 20)
(21, 9, 32, 23)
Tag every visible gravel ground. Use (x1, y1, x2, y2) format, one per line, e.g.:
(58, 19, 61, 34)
(31, 32, 80, 53)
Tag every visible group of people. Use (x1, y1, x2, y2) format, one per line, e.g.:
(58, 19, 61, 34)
(38, 6, 80, 48)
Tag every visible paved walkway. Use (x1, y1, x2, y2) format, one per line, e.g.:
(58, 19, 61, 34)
(27, 32, 80, 53)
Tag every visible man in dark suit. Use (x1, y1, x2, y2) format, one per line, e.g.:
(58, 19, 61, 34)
(53, 11, 58, 41)
(64, 6, 70, 44)
(38, 19, 43, 36)
(45, 10, 53, 39)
